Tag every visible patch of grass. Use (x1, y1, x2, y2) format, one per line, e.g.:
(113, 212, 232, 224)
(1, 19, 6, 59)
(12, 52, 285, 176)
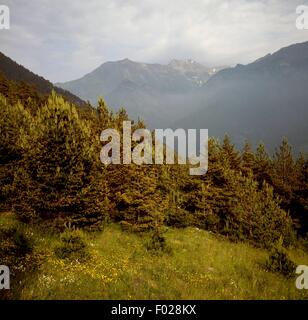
(12, 223, 307, 300)
(2, 214, 308, 300)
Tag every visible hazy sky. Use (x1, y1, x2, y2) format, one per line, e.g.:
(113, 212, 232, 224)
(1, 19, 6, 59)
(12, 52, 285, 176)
(0, 0, 307, 82)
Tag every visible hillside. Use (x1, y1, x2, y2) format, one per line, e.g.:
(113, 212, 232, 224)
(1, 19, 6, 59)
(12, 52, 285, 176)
(175, 41, 308, 153)
(0, 52, 86, 107)
(1, 213, 308, 300)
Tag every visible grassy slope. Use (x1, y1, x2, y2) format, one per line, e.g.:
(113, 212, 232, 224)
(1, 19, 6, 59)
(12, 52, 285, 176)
(1, 214, 308, 300)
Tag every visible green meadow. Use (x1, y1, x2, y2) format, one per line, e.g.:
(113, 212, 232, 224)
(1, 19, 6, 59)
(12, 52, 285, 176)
(1, 212, 308, 300)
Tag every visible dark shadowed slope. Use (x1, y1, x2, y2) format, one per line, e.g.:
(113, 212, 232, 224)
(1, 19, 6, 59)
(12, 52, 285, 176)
(0, 52, 86, 106)
(175, 41, 308, 153)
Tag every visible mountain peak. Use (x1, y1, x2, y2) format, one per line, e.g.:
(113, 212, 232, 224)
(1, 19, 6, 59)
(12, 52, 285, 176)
(119, 58, 134, 64)
(168, 59, 198, 68)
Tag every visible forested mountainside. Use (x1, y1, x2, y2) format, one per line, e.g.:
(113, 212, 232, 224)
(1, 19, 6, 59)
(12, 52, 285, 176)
(0, 52, 86, 107)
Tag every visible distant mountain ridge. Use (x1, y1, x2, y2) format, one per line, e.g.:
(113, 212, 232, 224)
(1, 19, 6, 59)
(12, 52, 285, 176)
(175, 41, 308, 153)
(0, 52, 86, 106)
(6, 40, 307, 153)
(56, 58, 220, 127)
(57, 43, 308, 152)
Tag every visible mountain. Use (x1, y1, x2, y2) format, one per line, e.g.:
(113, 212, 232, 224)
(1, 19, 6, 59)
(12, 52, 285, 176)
(56, 59, 216, 127)
(168, 59, 211, 86)
(0, 52, 86, 106)
(175, 41, 308, 153)
(57, 41, 308, 152)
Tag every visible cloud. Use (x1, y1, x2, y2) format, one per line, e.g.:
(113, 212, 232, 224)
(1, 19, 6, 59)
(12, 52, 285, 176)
(0, 0, 307, 82)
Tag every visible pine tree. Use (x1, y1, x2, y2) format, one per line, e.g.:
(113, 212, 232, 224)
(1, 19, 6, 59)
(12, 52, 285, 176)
(0, 96, 32, 207)
(241, 140, 255, 176)
(14, 92, 107, 228)
(218, 171, 294, 247)
(254, 142, 273, 185)
(271, 138, 299, 208)
(97, 97, 113, 129)
(207, 138, 229, 186)
(107, 164, 167, 232)
(292, 154, 308, 234)
(222, 135, 241, 171)
(104, 115, 167, 232)
(0, 73, 11, 97)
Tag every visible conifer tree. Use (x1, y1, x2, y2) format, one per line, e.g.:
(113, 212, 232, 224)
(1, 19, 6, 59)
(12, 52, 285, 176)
(0, 96, 32, 206)
(222, 135, 241, 171)
(106, 164, 167, 232)
(271, 138, 299, 208)
(218, 171, 294, 247)
(0, 73, 11, 97)
(292, 154, 308, 234)
(254, 142, 273, 185)
(14, 92, 107, 228)
(97, 97, 113, 129)
(241, 140, 255, 176)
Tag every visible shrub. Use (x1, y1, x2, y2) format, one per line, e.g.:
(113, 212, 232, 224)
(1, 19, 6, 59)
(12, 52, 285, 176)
(145, 228, 172, 254)
(0, 220, 37, 299)
(12, 228, 34, 255)
(165, 207, 191, 228)
(0, 224, 34, 257)
(55, 229, 89, 261)
(265, 243, 297, 278)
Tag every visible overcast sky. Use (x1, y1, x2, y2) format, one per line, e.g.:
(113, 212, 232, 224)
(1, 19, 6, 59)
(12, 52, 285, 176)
(0, 0, 307, 82)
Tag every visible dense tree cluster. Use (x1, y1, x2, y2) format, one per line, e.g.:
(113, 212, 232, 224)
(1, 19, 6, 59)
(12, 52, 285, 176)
(0, 76, 307, 248)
